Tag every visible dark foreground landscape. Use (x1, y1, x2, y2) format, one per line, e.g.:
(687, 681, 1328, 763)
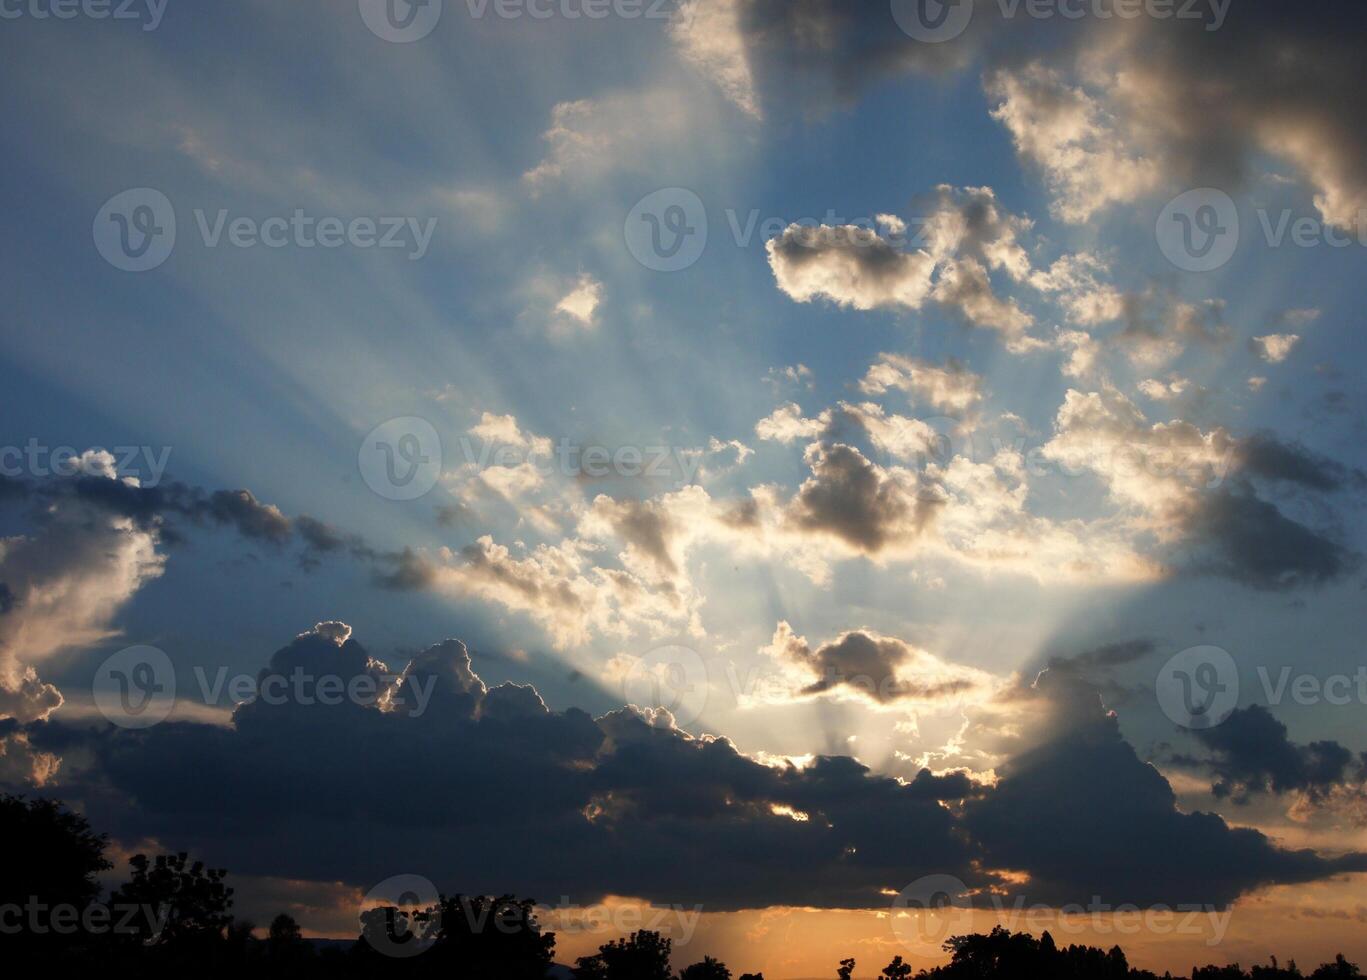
(4, 794, 1360, 980)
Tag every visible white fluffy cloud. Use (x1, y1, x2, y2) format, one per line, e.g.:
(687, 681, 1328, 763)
(858, 354, 984, 415)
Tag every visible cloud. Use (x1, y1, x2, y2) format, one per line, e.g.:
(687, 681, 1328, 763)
(787, 443, 939, 554)
(671, 0, 759, 118)
(43, 624, 983, 911)
(0, 469, 164, 728)
(859, 355, 984, 415)
(674, 0, 989, 115)
(522, 92, 697, 191)
(1041, 389, 1358, 590)
(1177, 705, 1365, 808)
(553, 274, 604, 331)
(766, 223, 936, 312)
(986, 62, 1161, 224)
(763, 621, 995, 706)
(37, 623, 1366, 913)
(963, 670, 1367, 908)
(755, 403, 826, 445)
(987, 8, 1367, 231)
(1251, 334, 1302, 364)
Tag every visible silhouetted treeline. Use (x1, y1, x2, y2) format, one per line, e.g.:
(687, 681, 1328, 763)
(2, 795, 1362, 980)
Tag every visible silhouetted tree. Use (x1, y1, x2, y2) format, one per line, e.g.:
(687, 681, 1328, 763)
(837, 958, 856, 980)
(574, 929, 673, 980)
(426, 894, 555, 979)
(109, 852, 233, 949)
(266, 912, 312, 968)
(881, 954, 913, 979)
(738, 973, 765, 980)
(1310, 955, 1362, 980)
(680, 955, 732, 980)
(0, 794, 110, 913)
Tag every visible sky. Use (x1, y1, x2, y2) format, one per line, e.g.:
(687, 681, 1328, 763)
(2, 0, 1367, 976)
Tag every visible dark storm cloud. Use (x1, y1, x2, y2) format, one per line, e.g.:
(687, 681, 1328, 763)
(1237, 434, 1367, 494)
(728, 2, 1367, 231)
(1185, 483, 1355, 591)
(1177, 705, 1366, 806)
(39, 625, 981, 911)
(1, 469, 383, 575)
(963, 673, 1367, 908)
(730, 0, 993, 110)
(32, 625, 1367, 912)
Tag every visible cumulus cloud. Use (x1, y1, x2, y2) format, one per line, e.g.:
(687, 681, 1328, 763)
(1176, 705, 1366, 809)
(859, 354, 984, 415)
(988, 9, 1367, 232)
(36, 623, 1366, 913)
(1251, 334, 1302, 364)
(552, 274, 604, 330)
(1042, 388, 1358, 589)
(963, 670, 1367, 908)
(0, 470, 164, 728)
(763, 621, 995, 706)
(987, 62, 1161, 224)
(766, 223, 936, 312)
(672, 0, 989, 116)
(755, 403, 826, 444)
